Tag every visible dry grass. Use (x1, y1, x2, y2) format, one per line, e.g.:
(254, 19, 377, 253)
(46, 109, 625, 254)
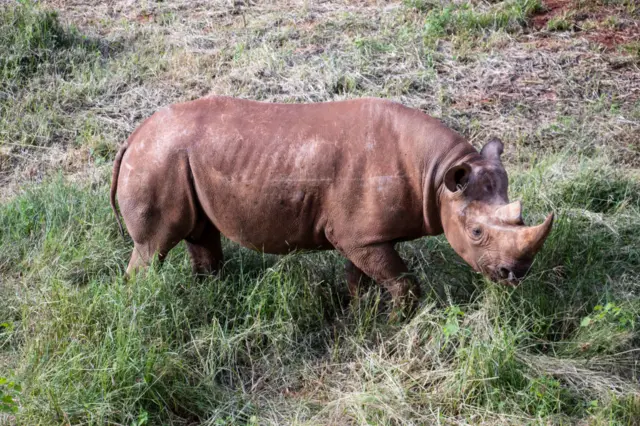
(1, 0, 637, 201)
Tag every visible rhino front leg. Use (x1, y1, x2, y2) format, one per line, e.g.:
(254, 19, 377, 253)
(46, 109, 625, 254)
(344, 243, 421, 308)
(345, 260, 373, 298)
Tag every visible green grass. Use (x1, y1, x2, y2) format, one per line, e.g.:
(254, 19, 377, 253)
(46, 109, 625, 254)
(1, 160, 638, 424)
(547, 15, 573, 32)
(622, 40, 640, 57)
(422, 0, 543, 47)
(1, 1, 640, 424)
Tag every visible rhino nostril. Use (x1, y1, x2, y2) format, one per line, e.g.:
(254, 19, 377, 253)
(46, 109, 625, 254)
(498, 267, 510, 279)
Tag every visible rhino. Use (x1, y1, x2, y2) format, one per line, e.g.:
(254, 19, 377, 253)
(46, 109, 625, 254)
(110, 97, 553, 304)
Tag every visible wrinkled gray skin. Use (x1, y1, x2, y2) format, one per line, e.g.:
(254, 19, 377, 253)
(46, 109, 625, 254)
(111, 97, 553, 305)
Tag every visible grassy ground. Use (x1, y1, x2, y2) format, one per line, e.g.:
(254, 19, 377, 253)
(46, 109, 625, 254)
(1, 0, 639, 424)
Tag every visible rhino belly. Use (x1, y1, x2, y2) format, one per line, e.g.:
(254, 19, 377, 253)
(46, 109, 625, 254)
(193, 175, 332, 254)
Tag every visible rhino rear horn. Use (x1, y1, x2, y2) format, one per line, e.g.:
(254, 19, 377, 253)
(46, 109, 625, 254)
(496, 201, 523, 225)
(518, 212, 554, 255)
(480, 138, 504, 163)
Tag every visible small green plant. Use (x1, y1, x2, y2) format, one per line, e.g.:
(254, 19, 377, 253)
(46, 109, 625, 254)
(354, 36, 393, 56)
(0, 377, 21, 414)
(554, 165, 639, 213)
(0, 1, 99, 86)
(546, 16, 573, 31)
(332, 74, 359, 94)
(443, 305, 464, 339)
(134, 410, 149, 426)
(622, 40, 640, 56)
(603, 15, 619, 30)
(526, 376, 566, 416)
(566, 302, 638, 356)
(580, 302, 635, 330)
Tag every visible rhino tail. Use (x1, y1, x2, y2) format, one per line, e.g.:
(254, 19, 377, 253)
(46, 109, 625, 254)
(110, 142, 128, 238)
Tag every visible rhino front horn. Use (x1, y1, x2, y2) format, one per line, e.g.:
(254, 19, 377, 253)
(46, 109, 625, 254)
(519, 212, 554, 255)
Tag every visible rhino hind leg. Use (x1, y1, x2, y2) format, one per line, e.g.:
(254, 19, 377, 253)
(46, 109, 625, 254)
(121, 203, 195, 277)
(126, 238, 177, 276)
(185, 220, 224, 276)
(126, 243, 149, 276)
(120, 179, 197, 277)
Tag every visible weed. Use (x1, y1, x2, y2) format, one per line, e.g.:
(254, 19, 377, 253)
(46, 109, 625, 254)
(547, 15, 573, 31)
(0, 1, 170, 198)
(622, 40, 640, 56)
(0, 4, 81, 85)
(0, 377, 21, 414)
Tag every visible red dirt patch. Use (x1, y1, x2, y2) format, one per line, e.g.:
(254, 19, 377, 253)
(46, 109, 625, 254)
(135, 12, 154, 23)
(585, 18, 640, 51)
(532, 0, 573, 30)
(532, 0, 640, 52)
(587, 28, 639, 50)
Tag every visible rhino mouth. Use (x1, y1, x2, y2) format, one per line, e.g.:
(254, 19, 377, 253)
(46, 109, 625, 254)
(477, 257, 531, 286)
(489, 263, 531, 286)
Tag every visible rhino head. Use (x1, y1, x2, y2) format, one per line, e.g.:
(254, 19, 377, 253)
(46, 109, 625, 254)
(439, 138, 553, 286)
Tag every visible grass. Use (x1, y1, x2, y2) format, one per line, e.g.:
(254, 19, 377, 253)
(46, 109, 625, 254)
(1, 0, 639, 424)
(421, 0, 544, 47)
(547, 15, 574, 31)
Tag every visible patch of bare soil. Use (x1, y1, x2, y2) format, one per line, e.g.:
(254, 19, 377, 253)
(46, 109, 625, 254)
(532, 0, 574, 29)
(533, 0, 640, 52)
(586, 20, 640, 50)
(587, 28, 638, 50)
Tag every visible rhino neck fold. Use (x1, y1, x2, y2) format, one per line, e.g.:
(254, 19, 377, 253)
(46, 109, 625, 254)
(422, 141, 478, 236)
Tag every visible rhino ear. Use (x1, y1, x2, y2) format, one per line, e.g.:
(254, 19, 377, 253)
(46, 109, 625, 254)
(480, 138, 504, 163)
(444, 163, 472, 193)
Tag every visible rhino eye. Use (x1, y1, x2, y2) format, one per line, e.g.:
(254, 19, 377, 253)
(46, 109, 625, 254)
(471, 226, 483, 239)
